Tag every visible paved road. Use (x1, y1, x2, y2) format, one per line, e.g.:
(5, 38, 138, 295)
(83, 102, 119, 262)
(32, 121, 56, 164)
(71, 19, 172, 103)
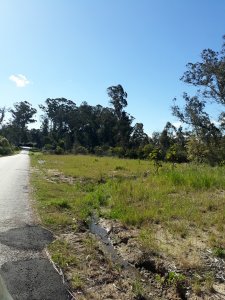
(0, 151, 70, 300)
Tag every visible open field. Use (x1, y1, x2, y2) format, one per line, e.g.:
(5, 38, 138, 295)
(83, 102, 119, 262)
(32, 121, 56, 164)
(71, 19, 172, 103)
(31, 153, 225, 299)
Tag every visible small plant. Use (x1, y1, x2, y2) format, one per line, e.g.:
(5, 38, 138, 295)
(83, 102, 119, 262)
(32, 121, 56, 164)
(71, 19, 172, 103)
(192, 276, 202, 296)
(167, 271, 186, 286)
(115, 165, 126, 171)
(213, 247, 225, 258)
(49, 199, 71, 209)
(149, 148, 162, 174)
(204, 272, 214, 293)
(139, 228, 160, 253)
(71, 274, 84, 290)
(49, 239, 77, 268)
(155, 274, 165, 286)
(132, 278, 144, 298)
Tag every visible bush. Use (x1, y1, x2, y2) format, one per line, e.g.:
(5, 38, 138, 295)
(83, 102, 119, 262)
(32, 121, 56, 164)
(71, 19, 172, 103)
(0, 136, 12, 155)
(43, 144, 54, 151)
(166, 144, 187, 163)
(55, 146, 64, 155)
(94, 146, 105, 156)
(112, 147, 125, 158)
(73, 145, 88, 155)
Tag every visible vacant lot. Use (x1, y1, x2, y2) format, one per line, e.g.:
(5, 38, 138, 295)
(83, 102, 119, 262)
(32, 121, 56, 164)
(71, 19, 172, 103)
(31, 153, 225, 299)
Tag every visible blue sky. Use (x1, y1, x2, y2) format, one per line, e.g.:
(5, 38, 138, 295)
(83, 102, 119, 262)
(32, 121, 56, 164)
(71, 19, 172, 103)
(0, 0, 225, 135)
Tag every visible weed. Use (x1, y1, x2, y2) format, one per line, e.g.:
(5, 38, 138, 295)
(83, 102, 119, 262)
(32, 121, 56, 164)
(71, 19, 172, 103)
(48, 239, 77, 268)
(132, 278, 144, 298)
(204, 272, 215, 293)
(167, 272, 186, 286)
(115, 165, 126, 171)
(191, 275, 202, 296)
(49, 199, 71, 209)
(139, 228, 160, 253)
(155, 274, 165, 286)
(213, 247, 225, 258)
(71, 274, 84, 290)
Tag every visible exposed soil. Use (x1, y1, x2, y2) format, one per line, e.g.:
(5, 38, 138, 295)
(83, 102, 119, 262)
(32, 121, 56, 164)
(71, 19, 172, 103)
(49, 217, 225, 300)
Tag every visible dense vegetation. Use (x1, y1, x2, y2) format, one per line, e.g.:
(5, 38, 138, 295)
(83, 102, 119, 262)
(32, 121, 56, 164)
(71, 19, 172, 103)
(1, 37, 225, 165)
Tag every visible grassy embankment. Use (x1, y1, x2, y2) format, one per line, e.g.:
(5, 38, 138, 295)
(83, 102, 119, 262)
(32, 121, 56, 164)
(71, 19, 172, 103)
(31, 153, 225, 296)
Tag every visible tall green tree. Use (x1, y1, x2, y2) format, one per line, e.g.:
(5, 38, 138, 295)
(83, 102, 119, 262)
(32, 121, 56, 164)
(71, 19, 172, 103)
(107, 84, 128, 119)
(181, 38, 225, 105)
(172, 36, 225, 164)
(130, 123, 148, 148)
(107, 84, 133, 148)
(40, 98, 77, 149)
(10, 101, 37, 144)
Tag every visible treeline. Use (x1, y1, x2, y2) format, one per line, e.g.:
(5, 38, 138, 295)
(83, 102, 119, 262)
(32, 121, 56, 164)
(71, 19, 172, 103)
(1, 36, 225, 165)
(0, 85, 186, 161)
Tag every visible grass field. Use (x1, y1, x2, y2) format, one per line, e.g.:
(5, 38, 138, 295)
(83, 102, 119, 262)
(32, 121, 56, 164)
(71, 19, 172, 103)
(31, 153, 225, 298)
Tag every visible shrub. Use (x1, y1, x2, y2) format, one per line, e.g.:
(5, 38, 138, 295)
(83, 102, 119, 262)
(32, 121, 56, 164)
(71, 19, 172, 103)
(43, 144, 54, 151)
(112, 147, 125, 158)
(73, 145, 88, 155)
(0, 136, 12, 155)
(94, 146, 104, 156)
(55, 146, 64, 155)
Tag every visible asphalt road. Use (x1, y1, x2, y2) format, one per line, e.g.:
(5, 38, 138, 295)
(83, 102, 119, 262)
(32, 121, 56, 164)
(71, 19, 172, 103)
(0, 151, 70, 300)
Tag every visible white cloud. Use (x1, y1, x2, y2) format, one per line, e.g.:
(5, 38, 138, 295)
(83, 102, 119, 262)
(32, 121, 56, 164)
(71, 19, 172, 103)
(9, 74, 30, 87)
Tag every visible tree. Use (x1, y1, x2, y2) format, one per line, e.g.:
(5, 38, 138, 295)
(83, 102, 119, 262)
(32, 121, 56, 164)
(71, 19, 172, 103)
(107, 85, 134, 149)
(181, 38, 225, 105)
(10, 101, 37, 144)
(178, 36, 225, 126)
(171, 36, 225, 164)
(172, 93, 221, 144)
(107, 84, 128, 119)
(0, 107, 5, 126)
(130, 123, 148, 148)
(40, 98, 77, 149)
(40, 98, 77, 133)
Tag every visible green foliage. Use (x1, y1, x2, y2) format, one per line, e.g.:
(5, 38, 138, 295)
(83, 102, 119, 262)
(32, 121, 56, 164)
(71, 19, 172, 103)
(107, 84, 128, 119)
(166, 144, 187, 163)
(48, 239, 77, 268)
(149, 148, 162, 173)
(167, 272, 186, 286)
(213, 247, 225, 258)
(10, 101, 37, 145)
(73, 145, 88, 155)
(172, 37, 225, 165)
(0, 136, 12, 155)
(43, 144, 54, 151)
(142, 144, 154, 159)
(54, 146, 64, 155)
(112, 146, 125, 158)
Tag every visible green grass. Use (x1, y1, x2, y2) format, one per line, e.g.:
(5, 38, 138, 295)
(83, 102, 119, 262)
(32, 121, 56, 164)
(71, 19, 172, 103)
(31, 153, 225, 250)
(48, 239, 78, 268)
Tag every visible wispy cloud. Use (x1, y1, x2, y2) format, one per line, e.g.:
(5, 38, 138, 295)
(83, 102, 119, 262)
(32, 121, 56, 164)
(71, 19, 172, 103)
(9, 74, 30, 87)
